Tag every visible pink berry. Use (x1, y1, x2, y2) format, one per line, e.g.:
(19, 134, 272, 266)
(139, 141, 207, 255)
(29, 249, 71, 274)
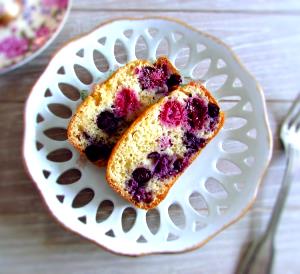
(114, 88, 140, 117)
(159, 100, 185, 127)
(137, 66, 168, 90)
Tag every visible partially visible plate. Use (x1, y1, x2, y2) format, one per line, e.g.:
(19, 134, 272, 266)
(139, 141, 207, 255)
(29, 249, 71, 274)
(23, 17, 272, 256)
(0, 0, 71, 74)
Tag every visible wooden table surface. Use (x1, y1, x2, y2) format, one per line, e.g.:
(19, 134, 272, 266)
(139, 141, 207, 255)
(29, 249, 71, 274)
(1, 1, 300, 273)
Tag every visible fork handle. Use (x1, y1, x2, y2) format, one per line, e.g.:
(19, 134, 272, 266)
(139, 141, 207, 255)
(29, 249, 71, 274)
(265, 146, 297, 239)
(237, 146, 297, 274)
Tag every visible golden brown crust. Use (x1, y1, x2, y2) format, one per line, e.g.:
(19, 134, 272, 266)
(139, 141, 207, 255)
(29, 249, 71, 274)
(106, 82, 225, 210)
(67, 56, 179, 167)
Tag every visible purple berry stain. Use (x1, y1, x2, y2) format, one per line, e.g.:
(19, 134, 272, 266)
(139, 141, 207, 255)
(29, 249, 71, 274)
(173, 157, 187, 174)
(183, 132, 206, 153)
(133, 187, 152, 203)
(159, 136, 172, 150)
(125, 177, 153, 204)
(153, 154, 173, 179)
(126, 179, 139, 194)
(148, 151, 188, 178)
(147, 151, 161, 160)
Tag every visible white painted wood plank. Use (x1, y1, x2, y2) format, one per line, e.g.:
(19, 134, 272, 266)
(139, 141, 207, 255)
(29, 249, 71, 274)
(0, 209, 299, 274)
(1, 11, 299, 102)
(0, 101, 299, 273)
(1, 5, 300, 274)
(72, 0, 300, 12)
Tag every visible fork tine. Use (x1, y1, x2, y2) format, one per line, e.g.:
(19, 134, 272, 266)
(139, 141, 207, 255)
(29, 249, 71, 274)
(292, 107, 300, 132)
(283, 93, 300, 128)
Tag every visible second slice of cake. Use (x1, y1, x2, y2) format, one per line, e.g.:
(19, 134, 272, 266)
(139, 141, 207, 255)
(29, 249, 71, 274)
(107, 82, 224, 209)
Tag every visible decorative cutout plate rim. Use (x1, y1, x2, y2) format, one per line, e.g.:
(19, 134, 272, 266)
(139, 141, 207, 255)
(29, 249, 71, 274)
(23, 17, 273, 256)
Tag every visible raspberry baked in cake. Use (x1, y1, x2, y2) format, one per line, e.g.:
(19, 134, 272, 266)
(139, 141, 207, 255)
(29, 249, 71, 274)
(107, 82, 224, 209)
(67, 57, 182, 166)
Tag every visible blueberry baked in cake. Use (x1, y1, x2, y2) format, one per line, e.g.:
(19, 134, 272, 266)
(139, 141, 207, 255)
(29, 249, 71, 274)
(106, 82, 224, 209)
(67, 57, 182, 166)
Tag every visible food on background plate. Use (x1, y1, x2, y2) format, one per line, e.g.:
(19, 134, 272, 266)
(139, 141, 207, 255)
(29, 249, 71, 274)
(67, 57, 182, 166)
(107, 82, 224, 209)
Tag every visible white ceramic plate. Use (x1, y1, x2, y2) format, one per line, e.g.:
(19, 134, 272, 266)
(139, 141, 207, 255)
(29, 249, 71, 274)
(23, 17, 272, 256)
(0, 0, 71, 74)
